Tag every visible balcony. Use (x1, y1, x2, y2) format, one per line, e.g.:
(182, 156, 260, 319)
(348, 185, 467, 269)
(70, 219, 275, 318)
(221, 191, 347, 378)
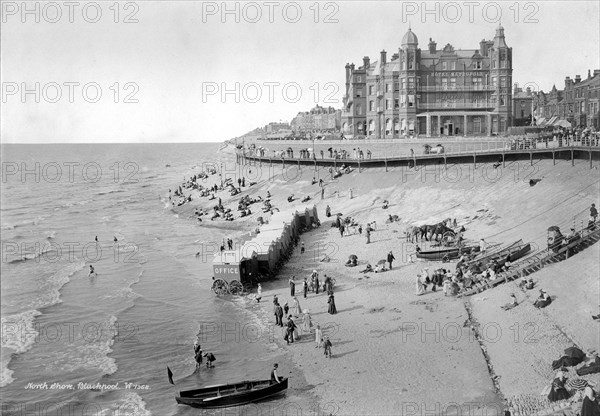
(419, 102, 496, 110)
(418, 85, 496, 92)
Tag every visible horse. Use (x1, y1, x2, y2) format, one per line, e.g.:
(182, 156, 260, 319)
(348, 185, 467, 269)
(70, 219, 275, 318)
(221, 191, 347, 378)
(405, 226, 421, 243)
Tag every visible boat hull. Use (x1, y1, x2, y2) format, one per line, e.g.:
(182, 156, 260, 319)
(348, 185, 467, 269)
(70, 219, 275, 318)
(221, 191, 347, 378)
(176, 378, 288, 409)
(416, 246, 477, 261)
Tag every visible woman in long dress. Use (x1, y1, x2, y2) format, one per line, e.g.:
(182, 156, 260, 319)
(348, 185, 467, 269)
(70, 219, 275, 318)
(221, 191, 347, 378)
(327, 294, 337, 315)
(302, 310, 312, 333)
(293, 297, 302, 317)
(415, 274, 425, 295)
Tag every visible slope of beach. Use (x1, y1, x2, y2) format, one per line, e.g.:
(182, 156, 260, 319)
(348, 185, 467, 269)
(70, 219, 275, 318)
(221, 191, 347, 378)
(175, 148, 599, 415)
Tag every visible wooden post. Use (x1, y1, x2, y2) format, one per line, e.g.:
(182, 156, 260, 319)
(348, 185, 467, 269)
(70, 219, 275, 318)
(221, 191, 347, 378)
(571, 149, 574, 166)
(473, 154, 476, 169)
(444, 155, 447, 169)
(530, 152, 533, 166)
(502, 152, 505, 168)
(590, 150, 593, 169)
(552, 151, 555, 165)
(385, 157, 388, 172)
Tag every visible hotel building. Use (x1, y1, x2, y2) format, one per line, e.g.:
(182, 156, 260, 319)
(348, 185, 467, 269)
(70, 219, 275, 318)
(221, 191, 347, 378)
(341, 25, 513, 138)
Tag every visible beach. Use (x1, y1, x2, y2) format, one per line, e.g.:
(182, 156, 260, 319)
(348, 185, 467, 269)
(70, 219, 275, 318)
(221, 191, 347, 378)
(174, 143, 600, 415)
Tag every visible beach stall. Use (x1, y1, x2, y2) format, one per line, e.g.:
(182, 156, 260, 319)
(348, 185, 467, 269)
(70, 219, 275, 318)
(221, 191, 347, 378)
(212, 249, 258, 295)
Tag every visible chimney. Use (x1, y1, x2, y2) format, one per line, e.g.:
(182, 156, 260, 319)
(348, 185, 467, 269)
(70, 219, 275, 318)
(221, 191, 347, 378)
(391, 53, 399, 61)
(363, 56, 370, 69)
(588, 69, 592, 79)
(526, 87, 531, 95)
(428, 38, 437, 54)
(479, 39, 487, 56)
(380, 50, 387, 65)
(594, 69, 600, 76)
(575, 75, 581, 83)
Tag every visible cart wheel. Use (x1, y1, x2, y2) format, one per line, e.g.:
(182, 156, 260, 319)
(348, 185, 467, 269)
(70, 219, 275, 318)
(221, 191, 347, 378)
(212, 279, 229, 296)
(229, 280, 243, 295)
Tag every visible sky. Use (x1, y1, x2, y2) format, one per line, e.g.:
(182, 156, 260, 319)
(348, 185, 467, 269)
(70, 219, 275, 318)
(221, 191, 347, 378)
(1, 0, 599, 143)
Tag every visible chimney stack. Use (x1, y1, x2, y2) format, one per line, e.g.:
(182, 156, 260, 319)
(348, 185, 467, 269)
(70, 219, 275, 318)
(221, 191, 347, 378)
(575, 75, 581, 83)
(594, 69, 600, 77)
(428, 38, 437, 54)
(588, 69, 592, 79)
(380, 50, 387, 65)
(479, 39, 487, 56)
(363, 56, 370, 69)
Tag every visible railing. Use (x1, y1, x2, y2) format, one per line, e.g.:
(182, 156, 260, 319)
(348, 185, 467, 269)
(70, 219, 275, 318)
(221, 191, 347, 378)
(419, 102, 496, 110)
(418, 85, 495, 92)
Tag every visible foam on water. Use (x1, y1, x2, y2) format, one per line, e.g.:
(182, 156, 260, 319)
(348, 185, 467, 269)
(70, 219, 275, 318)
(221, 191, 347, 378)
(31, 260, 86, 309)
(0, 309, 42, 387)
(100, 392, 152, 416)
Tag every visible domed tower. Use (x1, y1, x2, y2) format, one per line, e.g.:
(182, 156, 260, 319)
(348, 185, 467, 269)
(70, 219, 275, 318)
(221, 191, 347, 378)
(398, 28, 420, 136)
(489, 23, 512, 133)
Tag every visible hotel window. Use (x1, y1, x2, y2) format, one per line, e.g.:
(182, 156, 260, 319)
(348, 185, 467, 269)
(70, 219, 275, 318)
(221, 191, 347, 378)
(442, 62, 447, 70)
(386, 83, 391, 93)
(356, 88, 363, 97)
(492, 61, 496, 69)
(473, 118, 481, 133)
(441, 78, 448, 89)
(408, 95, 414, 107)
(450, 62, 456, 70)
(368, 120, 375, 133)
(473, 77, 483, 88)
(450, 78, 456, 89)
(394, 82, 399, 92)
(356, 104, 362, 115)
(408, 78, 414, 89)
(401, 78, 406, 90)
(500, 77, 506, 88)
(501, 61, 507, 68)
(385, 99, 391, 110)
(369, 101, 374, 111)
(400, 95, 406, 107)
(408, 54, 414, 70)
(491, 77, 497, 87)
(386, 119, 392, 135)
(581, 102, 585, 113)
(356, 76, 362, 82)
(500, 96, 505, 106)
(394, 119, 400, 134)
(394, 99, 399, 109)
(369, 85, 374, 95)
(474, 61, 482, 69)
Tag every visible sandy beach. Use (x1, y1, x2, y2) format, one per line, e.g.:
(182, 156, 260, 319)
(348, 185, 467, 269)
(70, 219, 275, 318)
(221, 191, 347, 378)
(174, 147, 599, 415)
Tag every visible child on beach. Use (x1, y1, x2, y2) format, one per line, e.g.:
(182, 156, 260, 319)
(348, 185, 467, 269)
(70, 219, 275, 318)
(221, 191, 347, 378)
(256, 283, 262, 303)
(315, 324, 322, 348)
(324, 337, 332, 358)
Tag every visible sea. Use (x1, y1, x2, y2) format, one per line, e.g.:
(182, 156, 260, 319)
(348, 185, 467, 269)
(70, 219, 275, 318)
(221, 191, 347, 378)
(0, 143, 313, 416)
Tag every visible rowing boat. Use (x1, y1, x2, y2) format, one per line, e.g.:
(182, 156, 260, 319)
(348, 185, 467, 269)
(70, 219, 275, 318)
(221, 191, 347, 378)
(176, 378, 288, 408)
(469, 241, 531, 269)
(416, 246, 478, 261)
(467, 240, 522, 266)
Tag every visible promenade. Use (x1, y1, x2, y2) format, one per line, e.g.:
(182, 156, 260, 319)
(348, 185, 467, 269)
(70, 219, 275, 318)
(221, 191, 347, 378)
(237, 140, 600, 170)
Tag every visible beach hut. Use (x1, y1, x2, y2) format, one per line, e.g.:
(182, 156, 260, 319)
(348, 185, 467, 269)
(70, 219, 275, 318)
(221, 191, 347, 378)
(212, 249, 258, 295)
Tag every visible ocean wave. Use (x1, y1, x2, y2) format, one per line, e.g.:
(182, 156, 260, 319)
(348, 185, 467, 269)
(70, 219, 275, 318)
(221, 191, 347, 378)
(5, 244, 59, 264)
(31, 261, 85, 309)
(96, 190, 125, 196)
(48, 315, 118, 376)
(1, 216, 46, 231)
(0, 309, 42, 387)
(100, 392, 152, 416)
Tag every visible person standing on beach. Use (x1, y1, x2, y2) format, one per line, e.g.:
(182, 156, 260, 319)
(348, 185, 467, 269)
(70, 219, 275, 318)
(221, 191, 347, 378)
(303, 278, 308, 298)
(256, 283, 262, 303)
(270, 363, 281, 384)
(289, 278, 296, 297)
(275, 303, 284, 327)
(293, 297, 302, 317)
(323, 337, 332, 358)
(300, 242, 305, 255)
(387, 251, 395, 270)
(315, 324, 323, 348)
(326, 205, 331, 217)
(479, 238, 487, 254)
(95, 236, 98, 243)
(314, 274, 320, 294)
(366, 227, 371, 244)
(591, 203, 598, 223)
(321, 187, 325, 200)
(339, 224, 345, 238)
(302, 310, 312, 334)
(327, 294, 337, 315)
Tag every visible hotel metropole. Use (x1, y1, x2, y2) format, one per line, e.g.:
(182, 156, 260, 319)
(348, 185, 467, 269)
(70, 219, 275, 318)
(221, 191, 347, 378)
(341, 25, 513, 138)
